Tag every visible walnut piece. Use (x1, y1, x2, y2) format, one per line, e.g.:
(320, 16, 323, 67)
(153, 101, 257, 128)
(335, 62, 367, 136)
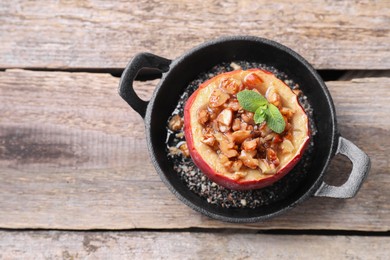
(231, 130, 252, 144)
(219, 77, 242, 95)
(179, 142, 190, 158)
(239, 150, 259, 169)
(266, 86, 281, 108)
(242, 138, 259, 151)
(168, 115, 183, 131)
(266, 148, 280, 167)
(215, 133, 238, 158)
(197, 109, 210, 125)
(243, 72, 264, 89)
(241, 111, 254, 124)
(232, 118, 241, 131)
(201, 133, 216, 147)
(216, 108, 233, 133)
(209, 88, 230, 108)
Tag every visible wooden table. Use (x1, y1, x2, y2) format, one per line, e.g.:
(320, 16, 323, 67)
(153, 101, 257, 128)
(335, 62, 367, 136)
(0, 1, 389, 258)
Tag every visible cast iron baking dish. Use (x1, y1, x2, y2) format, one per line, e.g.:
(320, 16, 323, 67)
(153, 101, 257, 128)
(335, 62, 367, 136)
(119, 36, 370, 222)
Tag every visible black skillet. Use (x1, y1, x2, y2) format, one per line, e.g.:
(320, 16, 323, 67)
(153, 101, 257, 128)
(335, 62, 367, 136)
(118, 36, 370, 222)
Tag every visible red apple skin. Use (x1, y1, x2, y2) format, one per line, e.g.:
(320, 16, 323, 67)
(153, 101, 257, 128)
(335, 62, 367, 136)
(184, 69, 310, 190)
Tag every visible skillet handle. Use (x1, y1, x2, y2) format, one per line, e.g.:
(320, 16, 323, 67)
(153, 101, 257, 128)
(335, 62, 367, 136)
(314, 136, 370, 198)
(119, 52, 172, 118)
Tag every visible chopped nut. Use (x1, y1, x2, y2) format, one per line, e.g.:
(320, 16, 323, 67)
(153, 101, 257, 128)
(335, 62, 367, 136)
(231, 130, 252, 144)
(266, 87, 281, 108)
(243, 72, 264, 89)
(231, 160, 243, 172)
(222, 146, 238, 158)
(239, 150, 259, 169)
(215, 133, 238, 158)
(241, 111, 254, 124)
(208, 107, 221, 120)
(240, 122, 249, 131)
(219, 154, 233, 169)
(216, 108, 233, 132)
(197, 109, 210, 125)
(264, 133, 275, 141)
(220, 77, 242, 95)
(280, 107, 295, 118)
(231, 171, 247, 180)
(220, 155, 243, 173)
(260, 123, 272, 137)
(259, 159, 276, 175)
(179, 142, 190, 157)
(168, 146, 181, 156)
(209, 88, 230, 108)
(201, 133, 216, 147)
(168, 114, 183, 131)
(232, 118, 241, 131)
(242, 138, 259, 151)
(230, 62, 242, 70)
(266, 148, 280, 167)
(228, 99, 242, 111)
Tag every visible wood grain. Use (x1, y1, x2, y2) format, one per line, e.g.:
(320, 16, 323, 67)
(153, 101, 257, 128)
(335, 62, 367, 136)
(0, 231, 389, 259)
(0, 69, 389, 231)
(0, 0, 389, 70)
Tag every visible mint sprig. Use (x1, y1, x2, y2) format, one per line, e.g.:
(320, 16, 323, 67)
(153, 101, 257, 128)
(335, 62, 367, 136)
(237, 90, 286, 134)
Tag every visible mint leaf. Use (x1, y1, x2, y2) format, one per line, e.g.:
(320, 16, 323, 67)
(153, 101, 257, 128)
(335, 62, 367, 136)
(265, 104, 286, 134)
(254, 106, 266, 124)
(237, 90, 268, 113)
(236, 89, 286, 134)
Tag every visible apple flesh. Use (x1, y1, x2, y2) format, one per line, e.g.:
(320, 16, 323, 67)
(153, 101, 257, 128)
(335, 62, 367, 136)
(184, 69, 310, 190)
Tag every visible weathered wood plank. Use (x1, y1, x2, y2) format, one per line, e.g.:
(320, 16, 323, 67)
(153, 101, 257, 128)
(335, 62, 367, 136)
(0, 70, 389, 231)
(0, 0, 389, 70)
(0, 231, 389, 259)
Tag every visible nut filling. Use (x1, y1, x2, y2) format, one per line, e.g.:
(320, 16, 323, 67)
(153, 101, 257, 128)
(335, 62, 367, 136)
(185, 68, 310, 190)
(197, 73, 296, 177)
(166, 61, 316, 209)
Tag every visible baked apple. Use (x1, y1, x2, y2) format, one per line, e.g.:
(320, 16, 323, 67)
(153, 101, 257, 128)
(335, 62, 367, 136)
(184, 69, 309, 190)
